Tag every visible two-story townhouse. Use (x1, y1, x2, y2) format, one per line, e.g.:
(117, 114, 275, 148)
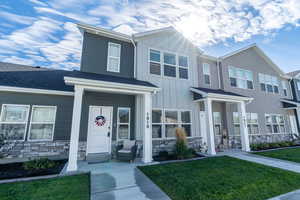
(192, 44, 296, 155)
(284, 70, 300, 134)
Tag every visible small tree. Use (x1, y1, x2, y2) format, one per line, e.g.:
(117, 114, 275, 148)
(174, 128, 189, 159)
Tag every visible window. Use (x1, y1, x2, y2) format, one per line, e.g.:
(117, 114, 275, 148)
(178, 56, 188, 79)
(297, 81, 300, 90)
(259, 73, 279, 94)
(265, 114, 285, 134)
(149, 49, 188, 79)
(282, 80, 288, 96)
(203, 63, 210, 85)
(117, 108, 130, 140)
(29, 106, 56, 141)
(213, 112, 221, 135)
(151, 109, 192, 139)
(163, 52, 176, 78)
(0, 104, 29, 140)
(247, 113, 259, 134)
(149, 49, 161, 75)
(232, 112, 240, 135)
(152, 110, 162, 138)
(229, 66, 253, 89)
(107, 42, 121, 73)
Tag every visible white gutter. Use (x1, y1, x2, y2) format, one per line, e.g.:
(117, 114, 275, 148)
(131, 35, 137, 79)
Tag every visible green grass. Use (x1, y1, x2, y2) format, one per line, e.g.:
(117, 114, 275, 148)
(139, 156, 300, 200)
(0, 174, 90, 200)
(253, 147, 300, 163)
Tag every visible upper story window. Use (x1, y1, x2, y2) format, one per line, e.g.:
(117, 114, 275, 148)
(229, 66, 253, 89)
(203, 63, 211, 85)
(282, 80, 288, 96)
(149, 49, 188, 80)
(107, 42, 121, 73)
(259, 73, 279, 94)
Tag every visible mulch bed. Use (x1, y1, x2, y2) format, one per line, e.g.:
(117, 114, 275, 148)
(0, 159, 67, 180)
(153, 153, 203, 162)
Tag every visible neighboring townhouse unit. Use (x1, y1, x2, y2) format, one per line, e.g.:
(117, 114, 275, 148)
(0, 24, 298, 171)
(192, 44, 297, 154)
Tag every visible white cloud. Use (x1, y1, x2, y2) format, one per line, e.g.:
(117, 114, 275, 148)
(29, 0, 48, 7)
(0, 11, 35, 25)
(2, 56, 35, 66)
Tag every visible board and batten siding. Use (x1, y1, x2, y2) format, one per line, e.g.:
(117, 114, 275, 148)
(135, 31, 201, 139)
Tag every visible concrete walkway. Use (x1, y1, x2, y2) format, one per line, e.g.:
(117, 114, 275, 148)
(228, 152, 300, 173)
(76, 160, 170, 200)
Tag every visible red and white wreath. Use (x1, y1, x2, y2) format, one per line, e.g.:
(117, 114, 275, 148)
(95, 115, 106, 126)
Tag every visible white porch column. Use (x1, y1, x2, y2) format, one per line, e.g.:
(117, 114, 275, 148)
(296, 107, 300, 135)
(204, 98, 216, 155)
(142, 92, 152, 163)
(67, 85, 84, 172)
(238, 101, 250, 152)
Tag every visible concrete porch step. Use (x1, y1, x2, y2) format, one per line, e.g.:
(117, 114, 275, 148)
(86, 153, 111, 164)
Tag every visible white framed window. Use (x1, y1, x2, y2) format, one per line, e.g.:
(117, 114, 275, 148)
(232, 112, 240, 135)
(0, 104, 30, 141)
(297, 81, 300, 91)
(149, 49, 188, 80)
(152, 109, 192, 139)
(213, 112, 222, 135)
(178, 56, 188, 79)
(28, 106, 56, 141)
(107, 42, 121, 73)
(117, 107, 130, 140)
(247, 113, 259, 134)
(265, 114, 285, 134)
(229, 66, 253, 89)
(149, 49, 161, 75)
(259, 73, 279, 94)
(281, 80, 288, 96)
(203, 63, 211, 85)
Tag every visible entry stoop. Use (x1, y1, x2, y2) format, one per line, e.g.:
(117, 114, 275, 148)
(86, 153, 110, 163)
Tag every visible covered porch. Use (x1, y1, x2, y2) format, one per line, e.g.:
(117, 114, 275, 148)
(64, 74, 159, 172)
(281, 99, 300, 136)
(191, 87, 253, 155)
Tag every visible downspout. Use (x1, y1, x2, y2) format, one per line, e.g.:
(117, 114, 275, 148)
(131, 35, 137, 78)
(217, 58, 221, 89)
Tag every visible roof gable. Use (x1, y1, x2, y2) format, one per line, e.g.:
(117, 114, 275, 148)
(220, 44, 289, 78)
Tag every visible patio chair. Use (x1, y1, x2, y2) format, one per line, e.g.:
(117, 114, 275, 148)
(116, 140, 137, 162)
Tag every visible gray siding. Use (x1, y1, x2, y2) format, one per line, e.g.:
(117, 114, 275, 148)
(220, 48, 292, 134)
(197, 57, 220, 89)
(0, 92, 74, 141)
(135, 31, 201, 138)
(79, 91, 135, 141)
(80, 32, 134, 78)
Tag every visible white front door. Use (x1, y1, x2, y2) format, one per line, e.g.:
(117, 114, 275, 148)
(290, 114, 298, 135)
(87, 106, 113, 154)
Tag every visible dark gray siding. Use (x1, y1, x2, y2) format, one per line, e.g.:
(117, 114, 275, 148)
(0, 92, 74, 141)
(79, 91, 135, 141)
(80, 32, 134, 78)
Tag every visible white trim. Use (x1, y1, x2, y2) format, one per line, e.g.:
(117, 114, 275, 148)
(107, 42, 121, 73)
(0, 104, 30, 141)
(281, 99, 300, 107)
(77, 23, 132, 42)
(190, 88, 253, 102)
(0, 86, 74, 96)
(27, 105, 57, 142)
(64, 76, 160, 94)
(117, 107, 131, 140)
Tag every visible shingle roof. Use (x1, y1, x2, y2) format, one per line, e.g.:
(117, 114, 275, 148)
(192, 87, 247, 97)
(0, 62, 157, 92)
(287, 70, 300, 77)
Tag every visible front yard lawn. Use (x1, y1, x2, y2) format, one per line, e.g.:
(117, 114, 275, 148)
(253, 147, 300, 163)
(0, 174, 90, 200)
(139, 156, 300, 200)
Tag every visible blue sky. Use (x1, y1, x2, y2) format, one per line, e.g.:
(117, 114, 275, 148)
(0, 0, 299, 72)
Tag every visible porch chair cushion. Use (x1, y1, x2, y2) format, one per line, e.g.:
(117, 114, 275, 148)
(122, 140, 135, 150)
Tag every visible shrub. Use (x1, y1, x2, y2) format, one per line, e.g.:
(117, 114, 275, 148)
(23, 158, 56, 171)
(158, 151, 169, 158)
(174, 128, 189, 159)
